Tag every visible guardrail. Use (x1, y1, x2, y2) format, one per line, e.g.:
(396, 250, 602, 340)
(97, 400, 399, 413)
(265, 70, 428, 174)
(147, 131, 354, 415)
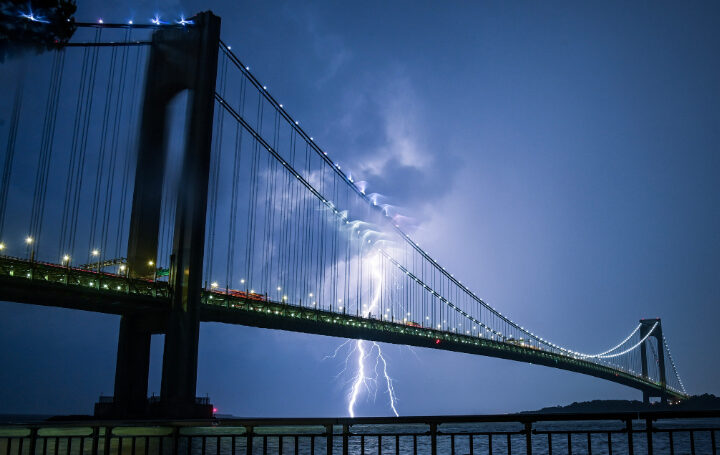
(0, 410, 717, 455)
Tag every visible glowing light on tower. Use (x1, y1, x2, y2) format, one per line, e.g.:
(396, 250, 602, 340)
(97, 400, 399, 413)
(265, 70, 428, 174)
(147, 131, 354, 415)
(20, 10, 49, 23)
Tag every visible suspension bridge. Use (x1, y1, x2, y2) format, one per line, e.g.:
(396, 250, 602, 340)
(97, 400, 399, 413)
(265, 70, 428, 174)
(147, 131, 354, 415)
(0, 12, 687, 418)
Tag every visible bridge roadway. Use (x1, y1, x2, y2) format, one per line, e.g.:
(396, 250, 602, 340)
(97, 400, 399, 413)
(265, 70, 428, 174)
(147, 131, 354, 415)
(0, 256, 686, 401)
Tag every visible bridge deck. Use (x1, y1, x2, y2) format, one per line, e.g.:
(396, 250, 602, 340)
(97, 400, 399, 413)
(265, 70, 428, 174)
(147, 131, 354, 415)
(0, 256, 685, 401)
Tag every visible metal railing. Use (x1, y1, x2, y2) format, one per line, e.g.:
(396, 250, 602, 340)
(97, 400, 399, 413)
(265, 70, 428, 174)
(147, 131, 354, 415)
(0, 410, 717, 455)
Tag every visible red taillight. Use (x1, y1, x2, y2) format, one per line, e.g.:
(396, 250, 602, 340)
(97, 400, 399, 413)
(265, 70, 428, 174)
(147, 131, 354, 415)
(435, 339, 441, 345)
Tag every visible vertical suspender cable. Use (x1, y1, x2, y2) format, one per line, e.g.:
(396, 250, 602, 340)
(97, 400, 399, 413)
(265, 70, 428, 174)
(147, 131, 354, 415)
(88, 44, 118, 263)
(205, 57, 227, 284)
(68, 29, 101, 257)
(100, 30, 131, 260)
(59, 42, 90, 259)
(0, 69, 25, 242)
(226, 70, 246, 290)
(29, 49, 65, 257)
(115, 41, 143, 260)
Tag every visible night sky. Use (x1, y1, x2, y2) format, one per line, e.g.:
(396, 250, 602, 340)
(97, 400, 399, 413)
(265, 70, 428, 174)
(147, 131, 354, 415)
(1, 1, 719, 417)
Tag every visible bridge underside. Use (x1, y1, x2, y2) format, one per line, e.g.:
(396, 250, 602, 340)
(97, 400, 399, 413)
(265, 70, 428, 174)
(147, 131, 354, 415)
(0, 257, 684, 403)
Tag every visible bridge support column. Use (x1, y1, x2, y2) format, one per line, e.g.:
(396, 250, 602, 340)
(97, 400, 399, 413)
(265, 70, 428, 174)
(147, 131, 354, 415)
(157, 11, 220, 418)
(639, 318, 667, 404)
(99, 11, 220, 419)
(109, 315, 152, 416)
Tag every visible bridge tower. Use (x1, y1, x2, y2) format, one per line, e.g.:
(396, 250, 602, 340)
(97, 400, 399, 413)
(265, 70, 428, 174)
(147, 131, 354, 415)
(98, 11, 221, 418)
(639, 318, 667, 404)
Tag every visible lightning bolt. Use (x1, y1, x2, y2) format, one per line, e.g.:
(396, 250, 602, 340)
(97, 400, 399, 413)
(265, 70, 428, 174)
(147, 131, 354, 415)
(373, 341, 399, 416)
(339, 251, 399, 417)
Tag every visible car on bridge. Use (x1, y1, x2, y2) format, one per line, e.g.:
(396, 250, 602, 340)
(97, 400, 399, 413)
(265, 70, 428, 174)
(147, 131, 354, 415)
(226, 289, 267, 302)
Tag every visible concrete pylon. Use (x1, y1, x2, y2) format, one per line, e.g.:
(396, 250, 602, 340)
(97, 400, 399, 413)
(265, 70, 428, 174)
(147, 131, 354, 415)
(101, 11, 221, 419)
(639, 318, 667, 404)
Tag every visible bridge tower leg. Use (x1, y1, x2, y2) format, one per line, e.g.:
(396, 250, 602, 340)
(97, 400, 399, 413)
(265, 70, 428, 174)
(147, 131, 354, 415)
(99, 11, 221, 419)
(639, 318, 667, 404)
(159, 11, 221, 417)
(111, 316, 152, 416)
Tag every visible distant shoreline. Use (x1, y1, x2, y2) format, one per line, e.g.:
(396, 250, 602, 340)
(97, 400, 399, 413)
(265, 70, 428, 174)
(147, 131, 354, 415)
(1, 395, 718, 423)
(523, 394, 720, 414)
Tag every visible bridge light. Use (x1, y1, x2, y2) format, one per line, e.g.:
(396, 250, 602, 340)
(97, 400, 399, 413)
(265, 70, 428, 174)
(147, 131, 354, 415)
(91, 249, 99, 256)
(279, 104, 283, 108)
(62, 255, 70, 262)
(210, 282, 218, 288)
(148, 260, 154, 266)
(283, 295, 288, 301)
(250, 289, 254, 293)
(128, 20, 133, 24)
(240, 279, 245, 284)
(277, 286, 281, 291)
(25, 236, 33, 245)
(0, 243, 4, 250)
(308, 293, 313, 297)
(98, 19, 103, 24)
(119, 265, 126, 271)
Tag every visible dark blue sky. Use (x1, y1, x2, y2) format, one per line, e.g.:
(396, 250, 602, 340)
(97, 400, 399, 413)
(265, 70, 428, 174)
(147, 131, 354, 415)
(1, 1, 719, 416)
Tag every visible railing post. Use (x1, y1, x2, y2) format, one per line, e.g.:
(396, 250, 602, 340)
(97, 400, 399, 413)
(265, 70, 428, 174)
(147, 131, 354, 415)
(27, 427, 37, 455)
(103, 426, 112, 455)
(246, 426, 254, 455)
(325, 425, 333, 455)
(430, 423, 437, 455)
(645, 417, 653, 455)
(90, 426, 99, 455)
(171, 426, 179, 454)
(626, 419, 634, 455)
(524, 422, 532, 455)
(342, 424, 349, 455)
